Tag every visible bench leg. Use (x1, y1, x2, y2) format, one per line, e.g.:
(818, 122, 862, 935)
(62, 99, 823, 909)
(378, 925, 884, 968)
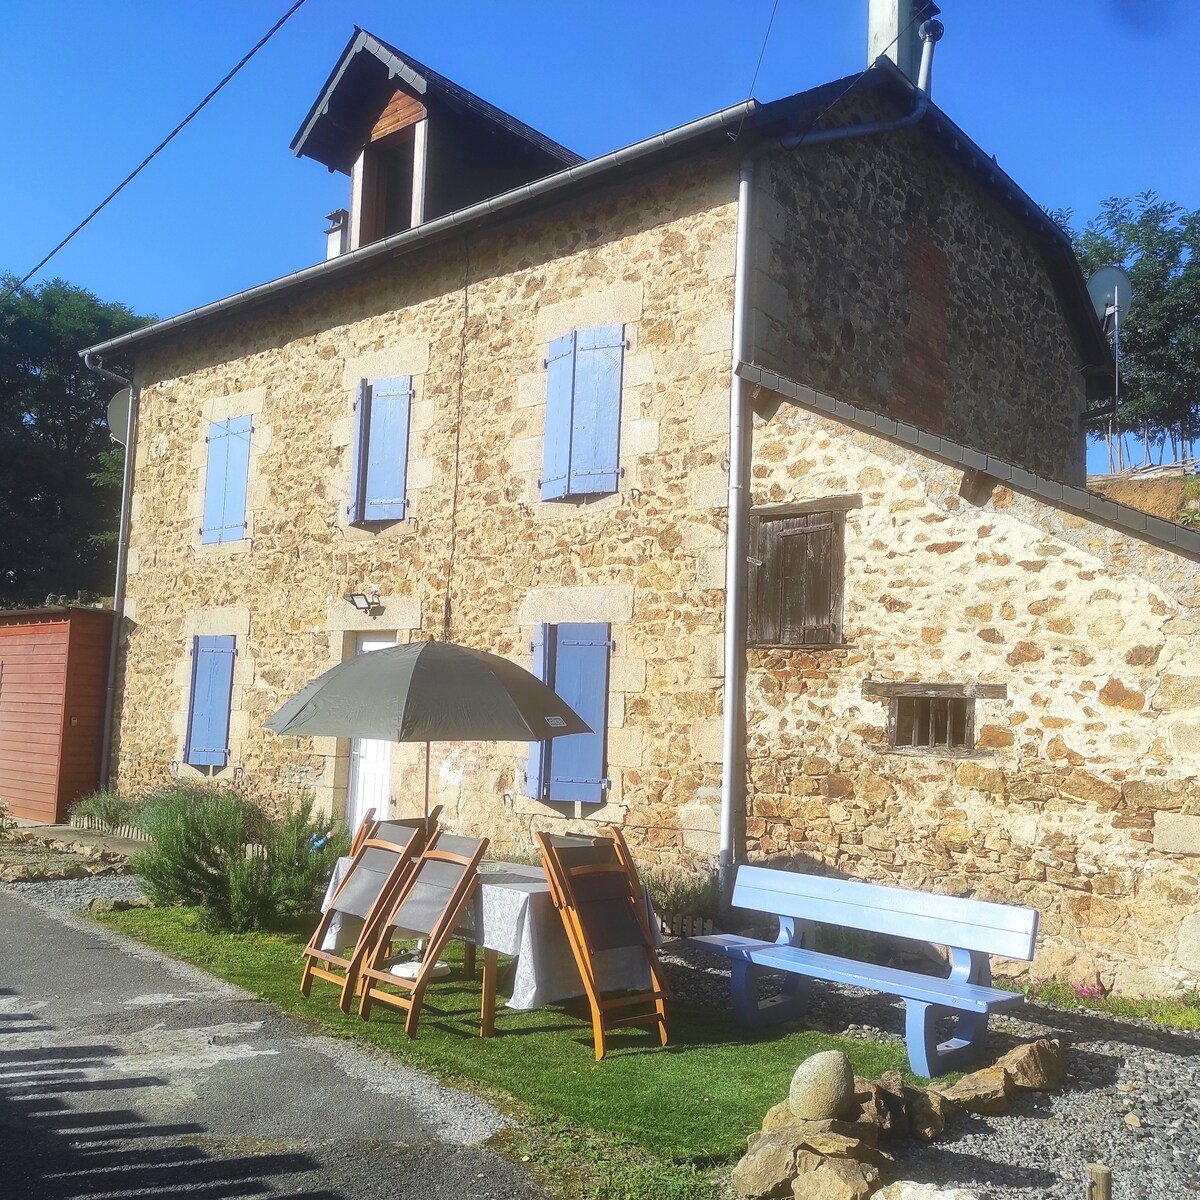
(905, 1001, 990, 1077)
(730, 962, 809, 1027)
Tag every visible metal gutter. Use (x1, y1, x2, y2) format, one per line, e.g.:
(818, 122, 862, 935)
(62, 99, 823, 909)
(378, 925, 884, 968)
(82, 351, 138, 788)
(80, 99, 758, 362)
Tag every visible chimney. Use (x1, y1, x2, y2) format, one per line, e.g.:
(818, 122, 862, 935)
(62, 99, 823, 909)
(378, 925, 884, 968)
(325, 209, 349, 260)
(868, 0, 940, 83)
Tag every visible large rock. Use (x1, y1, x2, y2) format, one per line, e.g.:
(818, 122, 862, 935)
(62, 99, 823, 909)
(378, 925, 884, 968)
(733, 1131, 811, 1199)
(790, 1155, 879, 1200)
(930, 1065, 1015, 1115)
(874, 1185, 981, 1200)
(789, 1050, 856, 1121)
(993, 1039, 1067, 1091)
(904, 1084, 950, 1142)
(757, 1108, 880, 1149)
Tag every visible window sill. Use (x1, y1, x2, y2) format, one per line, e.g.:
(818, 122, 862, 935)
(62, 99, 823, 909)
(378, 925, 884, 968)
(880, 747, 991, 760)
(748, 643, 858, 652)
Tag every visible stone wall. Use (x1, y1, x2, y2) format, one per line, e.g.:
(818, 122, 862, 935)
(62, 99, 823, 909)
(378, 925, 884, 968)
(115, 152, 740, 857)
(751, 98, 1089, 485)
(745, 395, 1200, 993)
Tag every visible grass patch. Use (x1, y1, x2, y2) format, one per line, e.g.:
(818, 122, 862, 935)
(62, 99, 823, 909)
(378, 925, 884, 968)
(96, 905, 909, 1188)
(1012, 976, 1200, 1030)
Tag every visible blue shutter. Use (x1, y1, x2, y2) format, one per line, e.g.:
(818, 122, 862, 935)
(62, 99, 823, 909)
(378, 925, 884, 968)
(184, 635, 236, 767)
(548, 622, 610, 804)
(200, 416, 251, 544)
(348, 379, 370, 524)
(363, 376, 412, 520)
(569, 325, 623, 496)
(541, 332, 576, 500)
(525, 623, 551, 800)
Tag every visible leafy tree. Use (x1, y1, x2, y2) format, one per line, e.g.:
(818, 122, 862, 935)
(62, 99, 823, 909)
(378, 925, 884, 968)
(1056, 194, 1200, 467)
(0, 276, 149, 606)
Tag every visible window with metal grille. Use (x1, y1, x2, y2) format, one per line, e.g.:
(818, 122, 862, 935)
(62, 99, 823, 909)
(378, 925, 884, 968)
(748, 509, 845, 646)
(892, 695, 974, 751)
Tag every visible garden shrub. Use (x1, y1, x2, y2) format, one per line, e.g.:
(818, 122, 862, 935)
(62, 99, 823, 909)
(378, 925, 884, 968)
(133, 785, 346, 933)
(641, 864, 719, 920)
(70, 789, 146, 832)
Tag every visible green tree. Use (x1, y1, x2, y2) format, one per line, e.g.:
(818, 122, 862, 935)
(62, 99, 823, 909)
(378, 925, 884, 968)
(1057, 193, 1200, 466)
(0, 277, 149, 606)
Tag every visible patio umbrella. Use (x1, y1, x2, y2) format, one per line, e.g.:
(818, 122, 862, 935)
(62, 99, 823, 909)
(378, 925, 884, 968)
(264, 638, 591, 819)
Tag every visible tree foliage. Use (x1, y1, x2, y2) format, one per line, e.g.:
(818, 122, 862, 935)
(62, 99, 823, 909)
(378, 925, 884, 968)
(0, 277, 149, 606)
(1056, 194, 1200, 463)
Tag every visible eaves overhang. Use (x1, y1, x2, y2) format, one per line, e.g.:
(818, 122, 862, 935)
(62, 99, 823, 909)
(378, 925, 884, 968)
(290, 27, 582, 174)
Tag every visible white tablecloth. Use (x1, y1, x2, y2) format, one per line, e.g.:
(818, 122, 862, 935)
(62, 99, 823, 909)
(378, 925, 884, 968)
(320, 857, 656, 1011)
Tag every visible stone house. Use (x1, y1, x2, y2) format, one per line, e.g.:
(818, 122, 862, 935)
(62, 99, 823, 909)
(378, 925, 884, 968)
(83, 29, 1200, 992)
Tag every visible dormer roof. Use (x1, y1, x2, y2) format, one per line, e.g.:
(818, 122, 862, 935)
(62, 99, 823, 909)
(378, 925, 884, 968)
(290, 28, 582, 176)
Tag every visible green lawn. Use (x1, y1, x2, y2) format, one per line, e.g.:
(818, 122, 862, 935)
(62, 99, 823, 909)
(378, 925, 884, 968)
(97, 907, 910, 1196)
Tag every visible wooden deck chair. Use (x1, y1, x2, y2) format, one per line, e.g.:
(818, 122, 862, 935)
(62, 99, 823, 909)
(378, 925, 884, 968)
(300, 810, 440, 1012)
(536, 828, 670, 1060)
(358, 832, 490, 1038)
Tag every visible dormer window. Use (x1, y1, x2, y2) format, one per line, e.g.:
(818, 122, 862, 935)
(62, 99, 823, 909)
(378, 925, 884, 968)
(350, 91, 427, 248)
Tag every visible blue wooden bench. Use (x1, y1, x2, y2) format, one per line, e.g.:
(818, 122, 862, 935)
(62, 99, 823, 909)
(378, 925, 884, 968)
(685, 865, 1039, 1077)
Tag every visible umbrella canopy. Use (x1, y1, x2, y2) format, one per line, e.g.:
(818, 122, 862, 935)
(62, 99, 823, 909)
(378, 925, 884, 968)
(264, 638, 591, 743)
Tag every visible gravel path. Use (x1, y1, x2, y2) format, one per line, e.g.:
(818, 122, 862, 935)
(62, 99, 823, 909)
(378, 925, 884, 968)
(10, 877, 1198, 1199)
(661, 942, 1200, 1200)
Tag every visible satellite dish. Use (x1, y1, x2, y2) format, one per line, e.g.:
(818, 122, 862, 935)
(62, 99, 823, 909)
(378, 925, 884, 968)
(106, 387, 132, 446)
(1087, 265, 1135, 325)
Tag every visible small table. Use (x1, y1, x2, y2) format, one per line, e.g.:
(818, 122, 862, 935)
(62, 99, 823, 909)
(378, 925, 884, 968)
(319, 857, 656, 1032)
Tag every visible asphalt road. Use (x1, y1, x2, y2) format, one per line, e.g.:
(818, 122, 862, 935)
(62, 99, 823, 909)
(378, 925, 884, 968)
(0, 890, 543, 1200)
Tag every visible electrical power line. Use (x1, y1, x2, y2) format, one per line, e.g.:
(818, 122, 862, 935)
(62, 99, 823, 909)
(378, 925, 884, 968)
(1, 0, 309, 305)
(746, 0, 782, 99)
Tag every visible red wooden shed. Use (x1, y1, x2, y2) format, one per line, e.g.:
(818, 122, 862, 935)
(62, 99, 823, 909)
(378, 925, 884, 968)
(0, 607, 116, 824)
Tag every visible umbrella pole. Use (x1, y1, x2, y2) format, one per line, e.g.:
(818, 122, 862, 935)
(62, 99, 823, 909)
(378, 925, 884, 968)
(424, 741, 431, 823)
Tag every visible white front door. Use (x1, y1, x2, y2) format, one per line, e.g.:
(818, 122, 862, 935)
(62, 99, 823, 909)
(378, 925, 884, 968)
(345, 635, 394, 833)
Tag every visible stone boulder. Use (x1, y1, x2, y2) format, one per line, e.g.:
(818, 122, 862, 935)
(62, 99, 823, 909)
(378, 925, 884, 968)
(904, 1085, 950, 1143)
(733, 1131, 812, 1199)
(992, 1038, 1066, 1091)
(790, 1155, 879, 1200)
(789, 1050, 856, 1121)
(930, 1064, 1015, 1115)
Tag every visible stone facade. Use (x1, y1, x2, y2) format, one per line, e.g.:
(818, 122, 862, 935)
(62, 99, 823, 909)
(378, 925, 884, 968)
(745, 397, 1200, 993)
(753, 94, 1089, 485)
(111, 109, 1195, 991)
(116, 152, 739, 848)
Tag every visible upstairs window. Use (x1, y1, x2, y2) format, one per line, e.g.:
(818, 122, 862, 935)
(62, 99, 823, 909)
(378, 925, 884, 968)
(748, 509, 846, 646)
(541, 326, 624, 500)
(200, 416, 252, 544)
(349, 376, 413, 524)
(184, 635, 236, 767)
(526, 622, 611, 804)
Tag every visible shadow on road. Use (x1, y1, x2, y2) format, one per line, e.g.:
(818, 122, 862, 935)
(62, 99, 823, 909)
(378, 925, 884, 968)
(0, 988, 343, 1200)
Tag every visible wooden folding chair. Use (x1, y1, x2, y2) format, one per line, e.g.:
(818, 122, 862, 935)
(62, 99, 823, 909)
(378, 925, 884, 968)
(300, 810, 440, 1012)
(358, 832, 490, 1038)
(536, 827, 669, 1060)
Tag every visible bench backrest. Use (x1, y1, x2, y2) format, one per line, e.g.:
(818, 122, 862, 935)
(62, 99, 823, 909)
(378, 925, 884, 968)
(733, 865, 1038, 961)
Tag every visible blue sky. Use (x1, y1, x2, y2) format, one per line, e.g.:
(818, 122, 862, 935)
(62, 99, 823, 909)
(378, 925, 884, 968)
(3, 1, 1197, 469)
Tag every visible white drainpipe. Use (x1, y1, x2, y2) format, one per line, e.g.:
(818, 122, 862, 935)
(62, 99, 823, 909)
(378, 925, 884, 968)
(719, 42, 939, 900)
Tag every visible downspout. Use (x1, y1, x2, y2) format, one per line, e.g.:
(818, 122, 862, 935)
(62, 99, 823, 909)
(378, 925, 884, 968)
(719, 31, 940, 900)
(83, 351, 138, 790)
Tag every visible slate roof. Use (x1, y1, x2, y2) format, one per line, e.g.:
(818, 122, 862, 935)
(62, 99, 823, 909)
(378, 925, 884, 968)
(736, 361, 1200, 562)
(83, 51, 1108, 377)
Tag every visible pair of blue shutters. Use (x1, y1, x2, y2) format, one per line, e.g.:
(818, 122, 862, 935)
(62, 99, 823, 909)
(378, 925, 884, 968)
(349, 376, 412, 523)
(526, 622, 611, 804)
(542, 326, 624, 500)
(184, 635, 236, 767)
(201, 416, 252, 543)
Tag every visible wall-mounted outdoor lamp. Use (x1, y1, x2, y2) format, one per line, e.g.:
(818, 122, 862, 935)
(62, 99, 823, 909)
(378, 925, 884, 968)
(344, 588, 383, 617)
